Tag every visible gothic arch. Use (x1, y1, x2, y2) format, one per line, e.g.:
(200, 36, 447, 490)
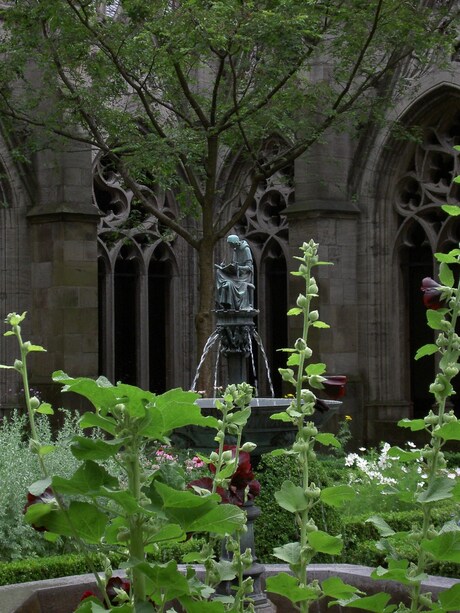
(94, 156, 181, 392)
(358, 81, 460, 418)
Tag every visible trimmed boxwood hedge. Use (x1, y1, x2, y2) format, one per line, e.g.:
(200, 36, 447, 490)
(340, 505, 460, 578)
(0, 552, 123, 586)
(0, 538, 207, 586)
(254, 453, 343, 563)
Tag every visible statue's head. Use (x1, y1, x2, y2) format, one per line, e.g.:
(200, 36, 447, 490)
(227, 234, 240, 246)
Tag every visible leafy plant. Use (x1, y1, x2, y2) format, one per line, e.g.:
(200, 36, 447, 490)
(2, 312, 253, 611)
(0, 410, 81, 561)
(254, 453, 342, 564)
(264, 241, 369, 612)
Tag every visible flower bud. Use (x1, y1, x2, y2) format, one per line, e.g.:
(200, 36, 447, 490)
(309, 310, 319, 322)
(222, 450, 233, 462)
(240, 442, 257, 453)
(296, 294, 308, 308)
(29, 396, 40, 410)
(279, 368, 295, 383)
(294, 338, 307, 351)
(209, 451, 219, 464)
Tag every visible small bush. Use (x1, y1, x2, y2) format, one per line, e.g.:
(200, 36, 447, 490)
(0, 410, 83, 561)
(339, 505, 460, 578)
(254, 453, 342, 563)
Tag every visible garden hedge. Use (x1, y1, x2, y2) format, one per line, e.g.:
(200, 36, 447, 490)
(254, 453, 343, 563)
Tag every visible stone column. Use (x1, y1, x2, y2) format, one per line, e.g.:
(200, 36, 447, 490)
(285, 133, 364, 443)
(26, 144, 100, 410)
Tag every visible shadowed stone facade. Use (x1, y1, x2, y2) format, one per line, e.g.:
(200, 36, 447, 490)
(1, 64, 460, 446)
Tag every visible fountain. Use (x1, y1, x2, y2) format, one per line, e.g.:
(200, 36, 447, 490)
(173, 235, 341, 457)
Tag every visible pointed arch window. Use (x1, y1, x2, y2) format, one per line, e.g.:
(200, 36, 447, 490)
(94, 157, 178, 391)
(394, 106, 460, 416)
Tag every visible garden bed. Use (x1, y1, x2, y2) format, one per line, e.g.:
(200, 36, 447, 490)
(1, 564, 458, 613)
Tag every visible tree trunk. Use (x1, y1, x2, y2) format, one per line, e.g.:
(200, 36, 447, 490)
(195, 238, 217, 395)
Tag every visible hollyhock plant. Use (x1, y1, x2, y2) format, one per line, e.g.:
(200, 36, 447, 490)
(189, 445, 260, 506)
(421, 277, 447, 309)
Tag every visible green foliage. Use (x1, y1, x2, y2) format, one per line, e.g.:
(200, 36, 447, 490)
(255, 452, 342, 564)
(0, 552, 124, 587)
(0, 410, 82, 562)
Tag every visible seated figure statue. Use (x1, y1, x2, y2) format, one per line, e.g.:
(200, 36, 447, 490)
(215, 235, 254, 311)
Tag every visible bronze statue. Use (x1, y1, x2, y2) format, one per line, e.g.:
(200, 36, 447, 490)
(215, 235, 254, 311)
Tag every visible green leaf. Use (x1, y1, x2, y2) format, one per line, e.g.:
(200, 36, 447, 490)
(321, 577, 362, 599)
(320, 485, 355, 507)
(287, 353, 300, 366)
(275, 481, 310, 513)
(315, 432, 340, 448)
(426, 309, 445, 330)
(187, 504, 246, 535)
(312, 321, 330, 328)
(265, 572, 319, 603)
(36, 402, 54, 415)
(272, 542, 301, 564)
(34, 502, 108, 543)
(178, 597, 225, 613)
(422, 531, 460, 562)
(287, 307, 302, 316)
(434, 421, 460, 441)
(417, 477, 455, 503)
(52, 461, 118, 495)
(308, 530, 342, 555)
(442, 204, 460, 216)
(371, 560, 426, 585)
(149, 523, 185, 543)
(306, 363, 326, 376)
(414, 344, 439, 360)
(331, 592, 392, 611)
(154, 481, 244, 534)
(365, 516, 395, 537)
(37, 444, 55, 456)
(270, 412, 294, 423)
(28, 477, 52, 496)
(387, 446, 420, 462)
(439, 262, 454, 287)
(71, 436, 123, 460)
(435, 252, 460, 263)
(226, 407, 251, 426)
(79, 412, 117, 435)
(397, 418, 426, 431)
(137, 560, 190, 604)
(439, 582, 460, 611)
(141, 389, 218, 438)
(25, 343, 46, 352)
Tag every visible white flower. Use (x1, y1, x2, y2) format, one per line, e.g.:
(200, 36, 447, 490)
(407, 441, 416, 448)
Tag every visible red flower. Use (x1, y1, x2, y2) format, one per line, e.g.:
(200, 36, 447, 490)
(23, 487, 55, 532)
(106, 576, 131, 605)
(322, 375, 347, 399)
(189, 445, 260, 506)
(421, 277, 446, 310)
(80, 591, 97, 602)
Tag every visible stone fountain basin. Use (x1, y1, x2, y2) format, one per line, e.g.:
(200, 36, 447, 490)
(3, 564, 458, 613)
(172, 399, 342, 457)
